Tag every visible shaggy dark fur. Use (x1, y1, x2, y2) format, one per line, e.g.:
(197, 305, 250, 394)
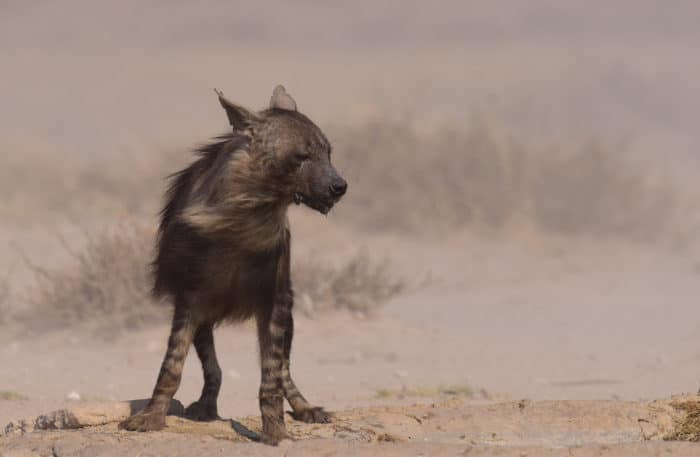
(119, 86, 347, 445)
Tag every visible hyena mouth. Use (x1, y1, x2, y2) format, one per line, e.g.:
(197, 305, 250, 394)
(293, 192, 333, 215)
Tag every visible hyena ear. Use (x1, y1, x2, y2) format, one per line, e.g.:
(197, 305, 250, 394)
(269, 85, 297, 111)
(214, 89, 261, 131)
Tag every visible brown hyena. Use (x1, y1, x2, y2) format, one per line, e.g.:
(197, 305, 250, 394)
(119, 85, 347, 445)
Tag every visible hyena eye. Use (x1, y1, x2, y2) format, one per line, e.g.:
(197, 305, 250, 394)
(292, 150, 310, 163)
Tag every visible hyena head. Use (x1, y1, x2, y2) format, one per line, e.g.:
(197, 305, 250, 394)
(216, 85, 347, 214)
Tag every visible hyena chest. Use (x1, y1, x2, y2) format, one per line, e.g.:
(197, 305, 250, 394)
(199, 247, 281, 321)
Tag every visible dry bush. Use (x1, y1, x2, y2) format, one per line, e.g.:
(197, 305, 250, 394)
(292, 249, 404, 317)
(666, 400, 700, 442)
(20, 227, 403, 335)
(21, 225, 161, 336)
(530, 141, 673, 238)
(330, 115, 674, 240)
(1, 113, 677, 241)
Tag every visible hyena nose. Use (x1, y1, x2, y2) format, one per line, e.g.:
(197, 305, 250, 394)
(330, 178, 347, 198)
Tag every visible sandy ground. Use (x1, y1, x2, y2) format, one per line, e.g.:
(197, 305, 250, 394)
(3, 394, 700, 456)
(2, 234, 700, 455)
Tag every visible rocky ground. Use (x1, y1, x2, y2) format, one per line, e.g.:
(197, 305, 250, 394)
(3, 395, 700, 456)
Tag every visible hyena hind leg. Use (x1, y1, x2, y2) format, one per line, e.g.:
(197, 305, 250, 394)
(184, 323, 222, 421)
(120, 305, 195, 432)
(281, 312, 331, 424)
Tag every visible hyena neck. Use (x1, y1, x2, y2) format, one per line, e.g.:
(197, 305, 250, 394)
(226, 203, 290, 252)
(181, 139, 291, 252)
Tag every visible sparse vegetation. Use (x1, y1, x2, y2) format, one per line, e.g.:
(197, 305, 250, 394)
(374, 384, 475, 399)
(18, 226, 403, 336)
(374, 388, 392, 399)
(20, 224, 161, 336)
(0, 390, 29, 401)
(293, 249, 404, 317)
(0, 113, 684, 333)
(666, 400, 700, 442)
(331, 116, 674, 240)
(0, 114, 678, 241)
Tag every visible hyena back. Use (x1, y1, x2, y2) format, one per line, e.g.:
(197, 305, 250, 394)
(119, 86, 347, 445)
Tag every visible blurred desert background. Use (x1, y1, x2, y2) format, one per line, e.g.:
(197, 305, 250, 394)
(2, 1, 700, 455)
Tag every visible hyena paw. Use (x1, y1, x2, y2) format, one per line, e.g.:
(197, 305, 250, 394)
(119, 409, 166, 432)
(260, 427, 292, 446)
(291, 406, 332, 424)
(260, 414, 292, 446)
(184, 400, 219, 421)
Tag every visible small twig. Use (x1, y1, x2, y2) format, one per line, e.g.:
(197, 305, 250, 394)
(56, 232, 82, 261)
(11, 242, 51, 280)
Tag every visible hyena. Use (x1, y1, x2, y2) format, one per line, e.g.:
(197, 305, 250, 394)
(119, 85, 347, 445)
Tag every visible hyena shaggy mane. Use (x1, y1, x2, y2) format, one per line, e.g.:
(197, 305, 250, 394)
(119, 86, 347, 445)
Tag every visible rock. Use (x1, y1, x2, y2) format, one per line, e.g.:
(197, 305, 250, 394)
(66, 391, 81, 401)
(3, 398, 184, 435)
(394, 369, 409, 378)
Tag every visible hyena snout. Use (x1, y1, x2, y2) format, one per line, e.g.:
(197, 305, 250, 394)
(329, 176, 347, 199)
(304, 167, 347, 214)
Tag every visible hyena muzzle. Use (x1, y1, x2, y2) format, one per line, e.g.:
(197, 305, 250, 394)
(119, 85, 347, 445)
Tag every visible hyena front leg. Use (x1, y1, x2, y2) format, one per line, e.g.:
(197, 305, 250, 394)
(256, 305, 292, 445)
(184, 323, 222, 421)
(281, 310, 331, 423)
(120, 303, 195, 431)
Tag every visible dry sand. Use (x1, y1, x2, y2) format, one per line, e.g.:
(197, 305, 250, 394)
(2, 395, 700, 456)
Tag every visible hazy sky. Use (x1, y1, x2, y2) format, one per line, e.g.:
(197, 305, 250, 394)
(1, 1, 698, 157)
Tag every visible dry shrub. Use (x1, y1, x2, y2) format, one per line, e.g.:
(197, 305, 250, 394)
(529, 140, 672, 238)
(375, 384, 474, 400)
(331, 115, 674, 240)
(293, 249, 404, 317)
(21, 228, 403, 335)
(1, 113, 677, 241)
(666, 400, 700, 442)
(21, 224, 161, 336)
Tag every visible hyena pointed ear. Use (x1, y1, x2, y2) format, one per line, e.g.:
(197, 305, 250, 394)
(214, 89, 261, 131)
(269, 85, 297, 111)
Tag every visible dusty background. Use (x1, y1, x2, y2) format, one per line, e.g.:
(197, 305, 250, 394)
(2, 1, 700, 455)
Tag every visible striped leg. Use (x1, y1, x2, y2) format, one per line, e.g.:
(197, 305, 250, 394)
(257, 305, 291, 445)
(120, 304, 195, 431)
(282, 311, 331, 423)
(184, 323, 221, 421)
